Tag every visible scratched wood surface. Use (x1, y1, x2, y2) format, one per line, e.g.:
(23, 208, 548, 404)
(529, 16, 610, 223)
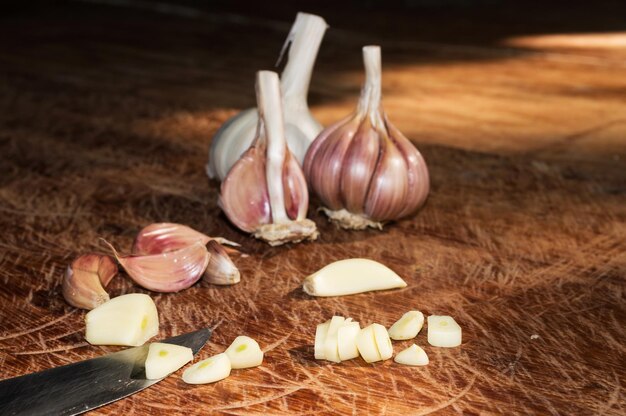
(0, 1, 625, 415)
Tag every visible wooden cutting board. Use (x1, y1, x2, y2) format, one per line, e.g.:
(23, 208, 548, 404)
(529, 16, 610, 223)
(0, 2, 624, 415)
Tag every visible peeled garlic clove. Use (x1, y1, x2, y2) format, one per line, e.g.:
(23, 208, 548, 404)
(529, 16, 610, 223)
(394, 344, 429, 366)
(427, 315, 462, 347)
(132, 222, 239, 256)
(219, 71, 318, 246)
(303, 258, 407, 297)
(105, 241, 209, 293)
(337, 321, 361, 361)
(304, 45, 429, 230)
(314, 320, 330, 360)
(207, 13, 328, 180)
(85, 293, 159, 346)
(372, 323, 393, 360)
(183, 353, 231, 384)
(204, 240, 240, 285)
(62, 254, 117, 310)
(388, 311, 425, 340)
(225, 336, 264, 369)
(145, 342, 194, 380)
(323, 316, 345, 363)
(356, 324, 382, 363)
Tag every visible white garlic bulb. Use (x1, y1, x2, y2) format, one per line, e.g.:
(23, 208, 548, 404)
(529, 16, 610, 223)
(219, 71, 318, 246)
(207, 12, 328, 180)
(304, 46, 430, 230)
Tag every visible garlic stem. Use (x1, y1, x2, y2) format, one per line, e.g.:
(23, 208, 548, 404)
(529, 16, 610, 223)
(358, 46, 382, 119)
(257, 70, 289, 224)
(279, 13, 328, 111)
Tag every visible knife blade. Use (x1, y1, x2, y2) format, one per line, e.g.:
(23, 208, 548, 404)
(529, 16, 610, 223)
(0, 327, 211, 416)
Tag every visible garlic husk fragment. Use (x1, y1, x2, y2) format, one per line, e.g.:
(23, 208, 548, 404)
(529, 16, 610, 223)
(388, 310, 424, 340)
(62, 254, 117, 310)
(304, 45, 430, 230)
(394, 344, 429, 366)
(427, 315, 462, 347)
(303, 258, 407, 297)
(204, 240, 240, 285)
(183, 353, 232, 384)
(207, 13, 328, 180)
(225, 336, 264, 369)
(132, 222, 239, 256)
(85, 293, 159, 346)
(219, 71, 318, 246)
(145, 342, 194, 380)
(105, 241, 209, 293)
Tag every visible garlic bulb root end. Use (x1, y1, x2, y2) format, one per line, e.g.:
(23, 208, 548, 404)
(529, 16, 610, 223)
(322, 208, 384, 230)
(253, 218, 319, 246)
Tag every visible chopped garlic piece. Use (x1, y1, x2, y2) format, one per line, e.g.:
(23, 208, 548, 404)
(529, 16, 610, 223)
(314, 320, 330, 359)
(145, 342, 193, 380)
(356, 324, 382, 363)
(427, 315, 462, 347)
(85, 293, 159, 346)
(394, 344, 429, 366)
(372, 323, 393, 360)
(388, 311, 424, 340)
(182, 353, 231, 384)
(323, 316, 345, 363)
(225, 336, 263, 369)
(337, 321, 360, 361)
(303, 258, 407, 297)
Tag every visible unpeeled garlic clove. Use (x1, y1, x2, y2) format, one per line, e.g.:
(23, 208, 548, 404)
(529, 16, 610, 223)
(204, 240, 240, 285)
(219, 71, 318, 246)
(62, 254, 117, 310)
(207, 13, 328, 180)
(132, 222, 240, 256)
(303, 258, 407, 297)
(304, 45, 429, 230)
(105, 241, 209, 293)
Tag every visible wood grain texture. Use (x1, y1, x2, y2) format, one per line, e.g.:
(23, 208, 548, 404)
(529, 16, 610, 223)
(0, 1, 625, 415)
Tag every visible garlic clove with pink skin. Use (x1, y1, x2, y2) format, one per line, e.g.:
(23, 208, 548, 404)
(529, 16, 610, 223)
(104, 241, 209, 293)
(62, 254, 118, 310)
(204, 240, 240, 285)
(304, 45, 430, 230)
(132, 223, 239, 256)
(219, 71, 318, 246)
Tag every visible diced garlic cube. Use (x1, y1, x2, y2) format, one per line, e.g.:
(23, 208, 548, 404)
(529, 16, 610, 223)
(427, 315, 462, 347)
(85, 293, 159, 346)
(337, 321, 360, 361)
(356, 324, 382, 363)
(394, 344, 429, 366)
(388, 310, 424, 340)
(225, 336, 264, 369)
(372, 323, 393, 360)
(144, 342, 193, 380)
(323, 316, 345, 363)
(314, 320, 330, 360)
(182, 353, 231, 384)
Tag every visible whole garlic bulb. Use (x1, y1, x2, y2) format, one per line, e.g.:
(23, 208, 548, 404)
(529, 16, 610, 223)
(304, 46, 430, 230)
(219, 70, 318, 246)
(207, 12, 328, 180)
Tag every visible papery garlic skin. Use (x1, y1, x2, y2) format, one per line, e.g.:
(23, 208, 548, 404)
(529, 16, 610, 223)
(208, 13, 328, 180)
(62, 254, 117, 310)
(219, 71, 318, 246)
(304, 45, 429, 230)
(204, 240, 240, 285)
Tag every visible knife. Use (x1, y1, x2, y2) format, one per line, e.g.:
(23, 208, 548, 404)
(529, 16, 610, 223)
(0, 327, 211, 416)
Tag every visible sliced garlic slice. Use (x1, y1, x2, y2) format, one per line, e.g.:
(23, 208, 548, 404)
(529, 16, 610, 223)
(314, 320, 330, 360)
(145, 342, 193, 380)
(394, 344, 429, 366)
(323, 316, 345, 363)
(388, 310, 424, 340)
(303, 258, 407, 297)
(85, 293, 159, 346)
(356, 324, 382, 363)
(182, 353, 231, 384)
(225, 336, 264, 369)
(372, 323, 393, 360)
(427, 315, 462, 347)
(337, 321, 361, 361)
